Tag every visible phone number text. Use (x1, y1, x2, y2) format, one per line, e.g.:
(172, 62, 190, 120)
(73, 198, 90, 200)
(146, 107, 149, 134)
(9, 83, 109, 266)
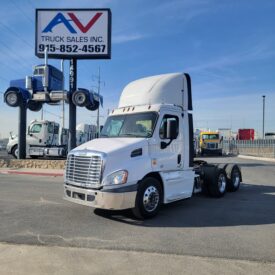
(38, 44, 106, 53)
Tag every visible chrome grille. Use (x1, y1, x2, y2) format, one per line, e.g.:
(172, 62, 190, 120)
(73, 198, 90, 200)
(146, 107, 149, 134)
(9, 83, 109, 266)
(207, 143, 218, 149)
(65, 154, 102, 188)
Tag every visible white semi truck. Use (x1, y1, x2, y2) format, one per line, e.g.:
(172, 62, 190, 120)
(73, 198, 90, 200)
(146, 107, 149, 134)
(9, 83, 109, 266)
(64, 73, 242, 219)
(7, 120, 96, 158)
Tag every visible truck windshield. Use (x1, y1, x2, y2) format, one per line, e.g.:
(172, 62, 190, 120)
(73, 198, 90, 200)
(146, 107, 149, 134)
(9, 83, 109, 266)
(101, 112, 157, 138)
(202, 134, 219, 140)
(30, 124, 42, 133)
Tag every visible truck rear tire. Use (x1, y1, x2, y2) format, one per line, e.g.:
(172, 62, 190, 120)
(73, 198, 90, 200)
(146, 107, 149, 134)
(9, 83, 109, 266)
(225, 164, 242, 192)
(132, 177, 162, 219)
(72, 90, 89, 107)
(203, 166, 227, 197)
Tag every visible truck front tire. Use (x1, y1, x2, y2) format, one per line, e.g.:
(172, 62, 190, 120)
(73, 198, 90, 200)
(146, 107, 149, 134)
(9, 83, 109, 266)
(132, 177, 162, 219)
(27, 100, 42, 112)
(86, 101, 100, 111)
(11, 145, 18, 159)
(5, 90, 22, 107)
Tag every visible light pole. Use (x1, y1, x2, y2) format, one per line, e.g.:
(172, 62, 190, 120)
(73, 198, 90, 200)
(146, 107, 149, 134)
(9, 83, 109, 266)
(262, 95, 266, 139)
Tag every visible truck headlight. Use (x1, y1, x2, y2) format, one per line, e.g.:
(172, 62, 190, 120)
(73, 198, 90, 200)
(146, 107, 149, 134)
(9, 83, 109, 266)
(102, 170, 128, 186)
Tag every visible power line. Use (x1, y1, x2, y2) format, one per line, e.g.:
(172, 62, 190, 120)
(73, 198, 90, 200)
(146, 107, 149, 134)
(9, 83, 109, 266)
(0, 61, 23, 76)
(0, 75, 9, 82)
(43, 109, 62, 119)
(10, 0, 35, 24)
(0, 37, 34, 71)
(27, 0, 36, 9)
(0, 22, 33, 49)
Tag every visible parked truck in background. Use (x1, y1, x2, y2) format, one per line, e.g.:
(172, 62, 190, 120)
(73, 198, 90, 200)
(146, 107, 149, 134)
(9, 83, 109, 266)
(64, 73, 242, 219)
(218, 128, 232, 141)
(265, 132, 275, 140)
(7, 120, 96, 158)
(199, 131, 222, 156)
(237, 129, 255, 141)
(76, 123, 97, 146)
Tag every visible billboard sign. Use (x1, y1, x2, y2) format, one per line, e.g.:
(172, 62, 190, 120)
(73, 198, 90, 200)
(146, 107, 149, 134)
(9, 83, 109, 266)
(36, 9, 111, 59)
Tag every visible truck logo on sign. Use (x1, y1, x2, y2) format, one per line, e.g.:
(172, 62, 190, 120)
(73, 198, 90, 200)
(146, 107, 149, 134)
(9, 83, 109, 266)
(43, 12, 103, 34)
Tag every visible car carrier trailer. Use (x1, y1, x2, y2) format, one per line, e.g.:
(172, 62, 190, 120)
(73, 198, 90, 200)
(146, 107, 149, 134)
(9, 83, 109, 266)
(64, 73, 242, 219)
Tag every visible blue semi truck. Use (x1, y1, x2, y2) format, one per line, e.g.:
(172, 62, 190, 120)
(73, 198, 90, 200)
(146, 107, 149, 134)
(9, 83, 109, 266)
(4, 64, 102, 111)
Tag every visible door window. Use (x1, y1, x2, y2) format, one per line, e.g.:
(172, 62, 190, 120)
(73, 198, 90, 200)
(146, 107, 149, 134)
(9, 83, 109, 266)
(159, 115, 179, 139)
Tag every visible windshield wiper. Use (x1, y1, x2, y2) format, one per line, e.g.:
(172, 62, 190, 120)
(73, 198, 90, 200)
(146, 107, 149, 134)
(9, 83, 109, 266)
(120, 133, 140, 137)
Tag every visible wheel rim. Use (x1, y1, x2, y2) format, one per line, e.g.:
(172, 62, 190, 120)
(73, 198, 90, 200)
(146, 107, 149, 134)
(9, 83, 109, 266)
(143, 186, 160, 212)
(232, 169, 240, 188)
(15, 148, 19, 158)
(218, 173, 226, 193)
(74, 93, 86, 105)
(6, 93, 17, 106)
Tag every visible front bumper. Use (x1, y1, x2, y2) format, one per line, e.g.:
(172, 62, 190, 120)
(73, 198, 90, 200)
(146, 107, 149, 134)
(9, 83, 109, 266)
(64, 184, 137, 210)
(6, 145, 12, 154)
(202, 148, 222, 154)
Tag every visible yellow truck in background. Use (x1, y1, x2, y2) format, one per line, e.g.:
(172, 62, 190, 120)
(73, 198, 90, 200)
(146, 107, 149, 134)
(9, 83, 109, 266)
(199, 131, 222, 156)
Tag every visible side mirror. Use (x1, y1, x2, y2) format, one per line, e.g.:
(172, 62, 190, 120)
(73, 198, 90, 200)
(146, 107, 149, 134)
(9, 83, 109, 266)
(27, 126, 33, 136)
(160, 120, 178, 149)
(166, 120, 178, 140)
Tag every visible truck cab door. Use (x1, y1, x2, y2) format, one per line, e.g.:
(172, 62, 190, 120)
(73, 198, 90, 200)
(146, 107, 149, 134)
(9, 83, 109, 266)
(150, 113, 183, 171)
(149, 111, 194, 202)
(27, 123, 44, 146)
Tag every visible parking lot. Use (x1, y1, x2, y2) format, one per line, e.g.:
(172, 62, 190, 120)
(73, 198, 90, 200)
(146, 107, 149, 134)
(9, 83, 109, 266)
(0, 156, 275, 273)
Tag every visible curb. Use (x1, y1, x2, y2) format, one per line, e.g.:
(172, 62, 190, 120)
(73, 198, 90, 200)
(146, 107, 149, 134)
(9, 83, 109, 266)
(238, 155, 275, 163)
(0, 170, 64, 177)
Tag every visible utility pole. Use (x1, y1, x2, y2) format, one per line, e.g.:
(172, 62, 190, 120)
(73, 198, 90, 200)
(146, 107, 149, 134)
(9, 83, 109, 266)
(92, 67, 105, 137)
(262, 95, 266, 139)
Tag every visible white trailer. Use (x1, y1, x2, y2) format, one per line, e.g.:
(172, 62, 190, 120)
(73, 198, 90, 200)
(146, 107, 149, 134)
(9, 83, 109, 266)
(64, 73, 242, 219)
(76, 123, 97, 146)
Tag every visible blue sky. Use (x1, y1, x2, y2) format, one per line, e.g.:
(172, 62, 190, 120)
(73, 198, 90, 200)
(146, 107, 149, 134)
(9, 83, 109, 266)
(0, 0, 275, 138)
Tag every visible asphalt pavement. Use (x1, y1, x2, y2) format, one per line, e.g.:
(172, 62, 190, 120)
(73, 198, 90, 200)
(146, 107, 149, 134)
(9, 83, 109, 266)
(0, 156, 275, 274)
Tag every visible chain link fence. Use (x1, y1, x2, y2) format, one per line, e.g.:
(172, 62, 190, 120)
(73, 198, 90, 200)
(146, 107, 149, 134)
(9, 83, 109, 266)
(222, 139, 275, 158)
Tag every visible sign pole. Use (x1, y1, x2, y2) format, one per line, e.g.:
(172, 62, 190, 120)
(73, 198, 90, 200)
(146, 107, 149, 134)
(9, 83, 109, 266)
(69, 59, 77, 151)
(18, 102, 27, 159)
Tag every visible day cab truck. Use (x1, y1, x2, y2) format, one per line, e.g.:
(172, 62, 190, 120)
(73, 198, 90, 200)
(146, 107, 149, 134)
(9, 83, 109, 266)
(7, 120, 97, 159)
(64, 73, 242, 219)
(7, 120, 68, 158)
(199, 131, 223, 156)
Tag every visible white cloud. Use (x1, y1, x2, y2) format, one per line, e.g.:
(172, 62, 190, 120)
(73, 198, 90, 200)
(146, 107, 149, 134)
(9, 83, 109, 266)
(187, 43, 275, 73)
(113, 33, 145, 44)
